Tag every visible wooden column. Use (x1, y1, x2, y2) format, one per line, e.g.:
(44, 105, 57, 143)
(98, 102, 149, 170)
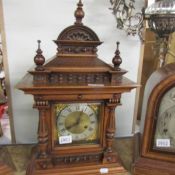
(38, 109, 49, 158)
(34, 98, 52, 170)
(103, 95, 121, 164)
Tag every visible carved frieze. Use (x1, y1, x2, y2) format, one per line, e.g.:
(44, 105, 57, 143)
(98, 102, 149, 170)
(32, 72, 111, 85)
(57, 46, 97, 55)
(52, 153, 102, 165)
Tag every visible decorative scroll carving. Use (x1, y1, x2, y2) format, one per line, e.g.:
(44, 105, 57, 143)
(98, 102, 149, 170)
(109, 0, 144, 41)
(58, 46, 97, 55)
(53, 153, 102, 165)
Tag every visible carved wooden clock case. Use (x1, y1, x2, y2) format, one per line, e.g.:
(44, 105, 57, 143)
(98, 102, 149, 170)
(17, 1, 137, 175)
(133, 63, 175, 175)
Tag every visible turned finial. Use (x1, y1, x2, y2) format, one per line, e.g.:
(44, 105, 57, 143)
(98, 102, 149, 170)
(74, 0, 85, 25)
(112, 42, 122, 71)
(34, 40, 45, 71)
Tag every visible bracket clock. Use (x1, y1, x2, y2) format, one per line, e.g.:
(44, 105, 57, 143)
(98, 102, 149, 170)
(133, 63, 175, 175)
(17, 1, 136, 175)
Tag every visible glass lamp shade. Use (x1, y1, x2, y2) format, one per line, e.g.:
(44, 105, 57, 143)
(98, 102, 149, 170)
(145, 0, 175, 37)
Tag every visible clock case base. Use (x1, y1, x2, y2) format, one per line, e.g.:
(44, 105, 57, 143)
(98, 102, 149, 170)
(133, 157, 175, 175)
(26, 152, 127, 175)
(133, 131, 175, 175)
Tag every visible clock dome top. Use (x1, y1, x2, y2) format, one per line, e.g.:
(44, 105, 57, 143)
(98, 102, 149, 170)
(54, 0, 101, 55)
(56, 25, 100, 42)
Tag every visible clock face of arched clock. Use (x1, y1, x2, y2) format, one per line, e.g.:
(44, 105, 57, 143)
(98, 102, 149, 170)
(55, 103, 100, 145)
(153, 87, 175, 152)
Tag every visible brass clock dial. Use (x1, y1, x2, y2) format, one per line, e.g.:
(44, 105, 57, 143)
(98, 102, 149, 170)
(154, 87, 175, 152)
(55, 103, 100, 144)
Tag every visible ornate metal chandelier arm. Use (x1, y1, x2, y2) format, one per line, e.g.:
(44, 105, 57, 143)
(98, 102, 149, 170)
(109, 0, 144, 41)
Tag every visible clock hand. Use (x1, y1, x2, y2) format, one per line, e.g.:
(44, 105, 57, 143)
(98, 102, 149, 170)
(66, 109, 86, 130)
(77, 107, 88, 123)
(66, 111, 84, 130)
(76, 110, 84, 125)
(66, 122, 78, 130)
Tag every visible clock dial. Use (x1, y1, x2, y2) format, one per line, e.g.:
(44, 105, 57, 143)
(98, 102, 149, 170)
(55, 103, 100, 144)
(154, 87, 175, 152)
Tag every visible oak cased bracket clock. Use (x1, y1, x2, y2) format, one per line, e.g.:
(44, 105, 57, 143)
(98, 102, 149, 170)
(17, 1, 137, 175)
(133, 63, 175, 175)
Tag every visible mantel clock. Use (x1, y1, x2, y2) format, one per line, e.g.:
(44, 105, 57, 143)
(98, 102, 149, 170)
(133, 63, 175, 175)
(17, 1, 136, 174)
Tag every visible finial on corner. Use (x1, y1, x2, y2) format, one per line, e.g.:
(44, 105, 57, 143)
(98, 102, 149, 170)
(112, 42, 122, 71)
(34, 40, 45, 71)
(74, 0, 85, 25)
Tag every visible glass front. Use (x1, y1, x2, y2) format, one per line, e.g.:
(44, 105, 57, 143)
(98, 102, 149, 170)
(54, 102, 101, 145)
(153, 87, 175, 152)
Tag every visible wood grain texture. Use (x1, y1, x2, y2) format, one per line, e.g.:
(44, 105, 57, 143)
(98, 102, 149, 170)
(0, 162, 13, 175)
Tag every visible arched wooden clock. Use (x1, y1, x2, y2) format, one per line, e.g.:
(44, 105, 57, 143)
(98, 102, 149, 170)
(133, 63, 175, 175)
(17, 1, 136, 175)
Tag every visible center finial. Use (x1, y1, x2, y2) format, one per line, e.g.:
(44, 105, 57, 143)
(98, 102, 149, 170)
(74, 0, 85, 25)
